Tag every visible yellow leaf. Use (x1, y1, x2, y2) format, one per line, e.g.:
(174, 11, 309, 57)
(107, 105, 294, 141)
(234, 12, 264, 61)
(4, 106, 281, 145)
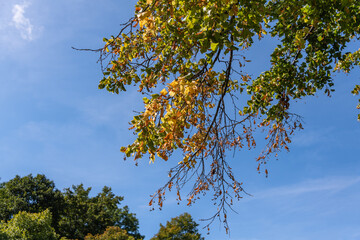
(169, 80, 179, 88)
(144, 109, 151, 117)
(169, 91, 176, 97)
(149, 153, 155, 163)
(160, 88, 167, 96)
(137, 11, 152, 28)
(184, 87, 189, 95)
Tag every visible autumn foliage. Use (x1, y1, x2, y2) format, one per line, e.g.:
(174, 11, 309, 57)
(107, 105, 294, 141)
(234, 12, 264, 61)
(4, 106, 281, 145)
(96, 0, 360, 230)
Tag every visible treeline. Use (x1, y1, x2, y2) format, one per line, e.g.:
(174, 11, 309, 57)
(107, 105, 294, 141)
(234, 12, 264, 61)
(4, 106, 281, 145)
(0, 174, 203, 240)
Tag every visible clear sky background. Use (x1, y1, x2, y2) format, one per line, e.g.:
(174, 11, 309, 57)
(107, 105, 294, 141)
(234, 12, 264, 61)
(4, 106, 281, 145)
(0, 1, 360, 239)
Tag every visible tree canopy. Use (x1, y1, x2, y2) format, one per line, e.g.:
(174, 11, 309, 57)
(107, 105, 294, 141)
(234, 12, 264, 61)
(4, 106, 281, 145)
(150, 213, 203, 240)
(84, 226, 135, 240)
(96, 0, 360, 230)
(0, 174, 143, 240)
(0, 174, 64, 232)
(0, 210, 58, 240)
(58, 184, 143, 240)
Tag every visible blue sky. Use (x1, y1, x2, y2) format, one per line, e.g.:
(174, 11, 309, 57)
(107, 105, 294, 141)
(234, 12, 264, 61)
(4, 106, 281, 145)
(0, 1, 359, 239)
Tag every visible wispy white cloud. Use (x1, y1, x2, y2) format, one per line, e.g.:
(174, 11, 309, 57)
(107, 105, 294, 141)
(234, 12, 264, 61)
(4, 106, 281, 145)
(0, 1, 42, 50)
(254, 175, 360, 199)
(292, 127, 336, 147)
(12, 2, 33, 40)
(228, 176, 360, 240)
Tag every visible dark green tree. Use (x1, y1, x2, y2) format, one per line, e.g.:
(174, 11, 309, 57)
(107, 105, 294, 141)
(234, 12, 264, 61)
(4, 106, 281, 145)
(0, 174, 64, 232)
(58, 184, 143, 240)
(0, 175, 143, 240)
(151, 213, 203, 240)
